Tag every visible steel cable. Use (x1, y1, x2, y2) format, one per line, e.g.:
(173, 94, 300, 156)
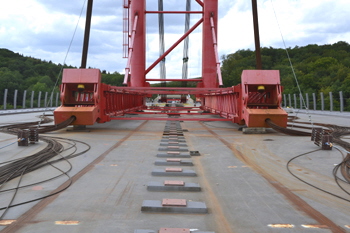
(287, 149, 350, 203)
(0, 115, 90, 219)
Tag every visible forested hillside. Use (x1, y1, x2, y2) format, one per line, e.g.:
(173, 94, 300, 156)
(221, 41, 350, 97)
(1, 41, 350, 107)
(0, 48, 124, 106)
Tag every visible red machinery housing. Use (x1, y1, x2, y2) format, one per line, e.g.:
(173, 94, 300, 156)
(54, 69, 145, 125)
(54, 0, 287, 128)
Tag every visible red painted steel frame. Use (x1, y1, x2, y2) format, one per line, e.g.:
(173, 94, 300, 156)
(54, 69, 145, 125)
(201, 70, 287, 127)
(54, 69, 287, 127)
(54, 1, 288, 129)
(202, 0, 219, 88)
(240, 70, 287, 127)
(124, 0, 222, 88)
(129, 0, 146, 87)
(145, 18, 204, 76)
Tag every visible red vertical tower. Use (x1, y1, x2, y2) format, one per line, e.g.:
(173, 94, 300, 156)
(130, 0, 146, 87)
(202, 0, 218, 88)
(127, 0, 220, 88)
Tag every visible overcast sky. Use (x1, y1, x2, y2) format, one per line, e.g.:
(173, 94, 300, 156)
(1, 0, 350, 80)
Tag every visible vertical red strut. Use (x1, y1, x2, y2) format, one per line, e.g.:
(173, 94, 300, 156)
(202, 0, 218, 88)
(125, 0, 221, 88)
(129, 0, 146, 87)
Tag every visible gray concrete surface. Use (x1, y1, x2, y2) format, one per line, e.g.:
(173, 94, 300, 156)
(0, 112, 349, 232)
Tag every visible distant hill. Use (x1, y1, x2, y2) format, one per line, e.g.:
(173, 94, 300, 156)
(0, 48, 124, 101)
(220, 41, 350, 110)
(221, 41, 350, 96)
(2, 41, 350, 107)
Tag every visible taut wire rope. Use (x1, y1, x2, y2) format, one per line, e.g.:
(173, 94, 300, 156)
(40, 0, 88, 124)
(270, 0, 313, 128)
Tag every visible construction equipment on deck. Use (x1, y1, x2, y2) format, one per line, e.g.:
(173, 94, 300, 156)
(54, 0, 287, 128)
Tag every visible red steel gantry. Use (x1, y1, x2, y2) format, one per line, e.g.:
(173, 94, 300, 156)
(54, 0, 287, 128)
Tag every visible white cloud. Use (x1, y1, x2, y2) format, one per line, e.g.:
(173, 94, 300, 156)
(1, 0, 350, 80)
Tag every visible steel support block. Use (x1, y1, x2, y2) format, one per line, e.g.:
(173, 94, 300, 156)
(141, 200, 207, 213)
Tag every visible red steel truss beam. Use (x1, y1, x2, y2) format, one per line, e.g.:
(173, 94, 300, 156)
(146, 11, 203, 14)
(145, 18, 204, 75)
(54, 69, 288, 128)
(127, 112, 216, 115)
(111, 117, 233, 121)
(109, 86, 233, 92)
(145, 107, 201, 110)
(146, 78, 202, 82)
(195, 0, 204, 7)
(108, 86, 234, 95)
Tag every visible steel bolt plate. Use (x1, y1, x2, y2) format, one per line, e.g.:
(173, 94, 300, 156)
(167, 151, 180, 154)
(302, 225, 329, 229)
(167, 158, 181, 162)
(55, 221, 80, 225)
(0, 220, 16, 226)
(165, 168, 183, 172)
(164, 180, 185, 186)
(159, 228, 190, 233)
(162, 199, 187, 207)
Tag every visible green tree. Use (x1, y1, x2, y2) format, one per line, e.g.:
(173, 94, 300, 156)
(102, 72, 124, 86)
